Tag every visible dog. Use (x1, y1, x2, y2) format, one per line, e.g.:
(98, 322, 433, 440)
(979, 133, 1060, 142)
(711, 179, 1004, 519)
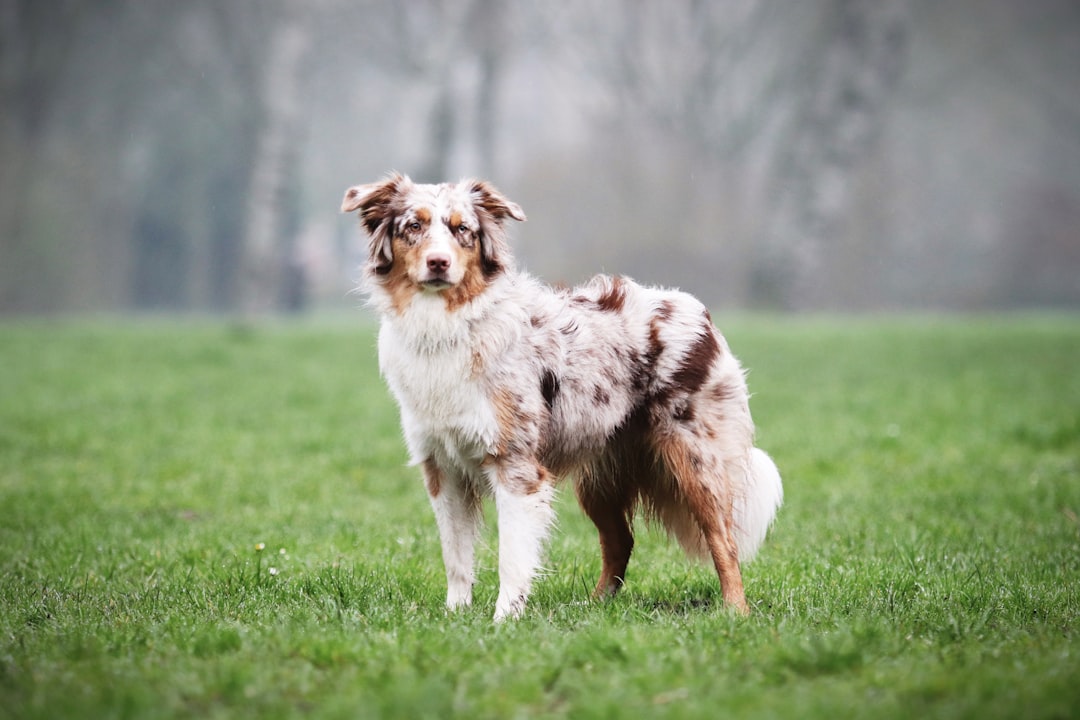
(342, 173, 782, 620)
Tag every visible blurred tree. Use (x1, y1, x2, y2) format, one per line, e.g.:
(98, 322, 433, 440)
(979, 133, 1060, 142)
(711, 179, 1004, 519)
(126, 0, 268, 312)
(2, 0, 1077, 314)
(381, 0, 512, 182)
(127, 0, 313, 314)
(533, 0, 796, 302)
(0, 0, 106, 311)
(467, 0, 510, 178)
(234, 0, 313, 314)
(755, 0, 910, 309)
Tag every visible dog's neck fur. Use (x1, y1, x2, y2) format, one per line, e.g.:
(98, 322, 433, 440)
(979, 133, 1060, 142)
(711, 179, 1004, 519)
(367, 266, 529, 356)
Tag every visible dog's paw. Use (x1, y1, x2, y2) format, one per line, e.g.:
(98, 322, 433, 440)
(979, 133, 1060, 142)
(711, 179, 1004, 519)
(492, 593, 527, 622)
(446, 588, 473, 611)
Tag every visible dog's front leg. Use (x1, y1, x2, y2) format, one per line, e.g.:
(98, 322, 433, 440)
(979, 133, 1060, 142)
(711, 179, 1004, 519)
(488, 459, 556, 621)
(423, 459, 481, 611)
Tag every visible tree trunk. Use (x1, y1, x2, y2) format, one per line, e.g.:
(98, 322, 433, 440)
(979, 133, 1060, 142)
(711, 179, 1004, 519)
(0, 0, 81, 312)
(238, 7, 310, 316)
(755, 0, 909, 310)
(472, 0, 506, 178)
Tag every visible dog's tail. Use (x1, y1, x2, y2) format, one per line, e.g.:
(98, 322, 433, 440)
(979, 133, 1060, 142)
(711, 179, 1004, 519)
(733, 448, 783, 563)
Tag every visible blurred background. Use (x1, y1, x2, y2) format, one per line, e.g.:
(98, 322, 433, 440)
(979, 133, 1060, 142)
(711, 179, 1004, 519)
(1, 0, 1078, 315)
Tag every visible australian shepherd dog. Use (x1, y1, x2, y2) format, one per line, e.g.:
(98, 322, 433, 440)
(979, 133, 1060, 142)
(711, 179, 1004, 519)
(342, 174, 782, 620)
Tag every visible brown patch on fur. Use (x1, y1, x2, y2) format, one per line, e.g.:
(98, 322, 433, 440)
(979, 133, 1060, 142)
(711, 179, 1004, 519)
(702, 421, 719, 440)
(707, 528, 747, 613)
(380, 235, 423, 315)
(576, 474, 635, 597)
(593, 385, 611, 405)
(529, 464, 552, 495)
(479, 245, 504, 279)
(654, 433, 748, 613)
(470, 349, 485, 377)
(341, 186, 363, 212)
(490, 387, 523, 458)
(485, 457, 551, 496)
(491, 386, 519, 428)
(671, 328, 720, 395)
(596, 276, 627, 313)
(647, 317, 666, 363)
(672, 401, 695, 423)
(415, 207, 432, 224)
(646, 303, 675, 366)
(710, 381, 740, 404)
(633, 313, 668, 394)
(440, 245, 488, 312)
(422, 458, 442, 498)
(541, 370, 560, 413)
(468, 180, 522, 279)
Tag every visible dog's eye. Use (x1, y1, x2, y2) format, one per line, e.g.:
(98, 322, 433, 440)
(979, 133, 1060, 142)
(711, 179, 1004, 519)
(408, 221, 422, 232)
(457, 224, 470, 234)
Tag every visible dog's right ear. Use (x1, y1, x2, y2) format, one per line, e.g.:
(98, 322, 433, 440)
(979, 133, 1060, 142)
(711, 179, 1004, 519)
(341, 173, 411, 273)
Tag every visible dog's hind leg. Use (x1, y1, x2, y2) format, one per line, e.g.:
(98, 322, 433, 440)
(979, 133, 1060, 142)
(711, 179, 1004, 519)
(424, 459, 482, 610)
(575, 470, 635, 599)
(488, 459, 556, 621)
(654, 434, 749, 614)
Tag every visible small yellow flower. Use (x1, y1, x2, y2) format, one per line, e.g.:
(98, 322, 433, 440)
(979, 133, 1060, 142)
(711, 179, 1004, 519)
(255, 543, 265, 552)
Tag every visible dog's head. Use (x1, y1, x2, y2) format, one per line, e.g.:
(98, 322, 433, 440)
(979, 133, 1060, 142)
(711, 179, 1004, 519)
(342, 174, 525, 309)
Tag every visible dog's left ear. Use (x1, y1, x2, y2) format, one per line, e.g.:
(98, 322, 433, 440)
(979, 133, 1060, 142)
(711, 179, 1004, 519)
(467, 180, 525, 277)
(468, 180, 526, 224)
(342, 173, 411, 273)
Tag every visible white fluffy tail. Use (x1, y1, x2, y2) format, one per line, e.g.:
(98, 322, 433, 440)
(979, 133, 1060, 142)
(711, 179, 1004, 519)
(733, 448, 783, 563)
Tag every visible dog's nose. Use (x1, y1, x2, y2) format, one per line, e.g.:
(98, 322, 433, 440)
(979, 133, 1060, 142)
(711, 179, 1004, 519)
(426, 254, 451, 273)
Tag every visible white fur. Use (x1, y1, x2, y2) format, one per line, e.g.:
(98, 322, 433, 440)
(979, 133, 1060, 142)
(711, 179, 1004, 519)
(427, 470, 482, 609)
(734, 448, 785, 562)
(491, 478, 556, 621)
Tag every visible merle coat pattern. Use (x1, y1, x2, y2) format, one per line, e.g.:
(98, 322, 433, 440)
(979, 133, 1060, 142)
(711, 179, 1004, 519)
(342, 174, 782, 620)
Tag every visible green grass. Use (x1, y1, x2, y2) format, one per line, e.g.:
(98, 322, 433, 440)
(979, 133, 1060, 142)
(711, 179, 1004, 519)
(1, 315, 1078, 719)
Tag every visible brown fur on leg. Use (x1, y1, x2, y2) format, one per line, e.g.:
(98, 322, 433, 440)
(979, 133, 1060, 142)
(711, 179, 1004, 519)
(576, 474, 635, 598)
(654, 433, 749, 614)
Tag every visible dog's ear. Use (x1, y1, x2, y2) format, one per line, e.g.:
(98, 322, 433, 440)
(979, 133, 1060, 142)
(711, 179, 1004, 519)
(468, 180, 526, 223)
(466, 180, 525, 277)
(341, 173, 411, 273)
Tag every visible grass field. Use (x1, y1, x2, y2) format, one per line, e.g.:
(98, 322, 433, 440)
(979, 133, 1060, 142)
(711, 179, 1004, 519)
(1, 315, 1078, 719)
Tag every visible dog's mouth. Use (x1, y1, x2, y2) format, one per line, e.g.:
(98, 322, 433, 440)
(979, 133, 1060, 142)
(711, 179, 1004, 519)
(419, 277, 453, 290)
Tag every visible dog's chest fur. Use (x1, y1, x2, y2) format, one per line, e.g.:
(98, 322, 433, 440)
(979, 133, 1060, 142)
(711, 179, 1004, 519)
(377, 290, 509, 469)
